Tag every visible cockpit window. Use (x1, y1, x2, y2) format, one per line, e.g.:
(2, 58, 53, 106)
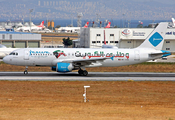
(9, 52, 13, 55)
(9, 52, 18, 56)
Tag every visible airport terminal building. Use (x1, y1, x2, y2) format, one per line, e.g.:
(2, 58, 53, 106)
(0, 31, 41, 48)
(79, 27, 175, 52)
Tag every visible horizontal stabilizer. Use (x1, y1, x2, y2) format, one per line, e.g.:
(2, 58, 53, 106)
(149, 51, 171, 58)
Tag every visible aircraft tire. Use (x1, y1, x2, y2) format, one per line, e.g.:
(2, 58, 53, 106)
(24, 71, 28, 75)
(82, 70, 88, 76)
(78, 69, 83, 75)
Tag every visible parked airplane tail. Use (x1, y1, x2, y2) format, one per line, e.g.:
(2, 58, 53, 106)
(137, 22, 168, 50)
(38, 21, 44, 27)
(102, 30, 118, 48)
(105, 22, 111, 28)
(84, 22, 89, 28)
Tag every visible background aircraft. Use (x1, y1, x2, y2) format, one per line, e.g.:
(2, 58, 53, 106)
(16, 21, 44, 32)
(105, 21, 111, 28)
(84, 22, 89, 28)
(102, 30, 118, 48)
(56, 22, 89, 33)
(3, 22, 171, 76)
(0, 44, 18, 59)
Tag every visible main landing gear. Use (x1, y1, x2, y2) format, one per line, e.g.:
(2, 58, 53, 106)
(78, 69, 88, 76)
(24, 66, 28, 75)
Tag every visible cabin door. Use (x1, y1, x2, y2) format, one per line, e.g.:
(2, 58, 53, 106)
(24, 50, 29, 60)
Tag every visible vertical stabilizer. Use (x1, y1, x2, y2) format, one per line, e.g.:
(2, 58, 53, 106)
(137, 22, 168, 50)
(84, 22, 89, 28)
(105, 22, 111, 28)
(38, 21, 44, 27)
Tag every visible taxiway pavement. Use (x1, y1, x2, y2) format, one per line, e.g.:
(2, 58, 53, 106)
(0, 72, 175, 81)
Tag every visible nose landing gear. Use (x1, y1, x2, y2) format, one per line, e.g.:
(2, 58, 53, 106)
(24, 66, 28, 75)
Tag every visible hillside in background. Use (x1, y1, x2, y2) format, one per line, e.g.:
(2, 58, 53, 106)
(0, 0, 175, 20)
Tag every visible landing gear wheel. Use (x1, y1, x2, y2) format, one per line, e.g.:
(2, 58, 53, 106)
(78, 69, 84, 75)
(82, 70, 88, 76)
(24, 66, 28, 75)
(78, 69, 88, 76)
(24, 71, 28, 75)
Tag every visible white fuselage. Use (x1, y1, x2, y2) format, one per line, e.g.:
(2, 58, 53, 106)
(3, 48, 160, 67)
(16, 26, 42, 32)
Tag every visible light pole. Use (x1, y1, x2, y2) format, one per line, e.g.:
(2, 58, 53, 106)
(29, 9, 33, 32)
(123, 13, 125, 28)
(46, 13, 48, 28)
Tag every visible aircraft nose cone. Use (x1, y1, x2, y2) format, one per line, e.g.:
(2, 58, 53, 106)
(3, 56, 10, 64)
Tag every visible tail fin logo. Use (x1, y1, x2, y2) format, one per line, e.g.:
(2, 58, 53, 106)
(149, 32, 163, 47)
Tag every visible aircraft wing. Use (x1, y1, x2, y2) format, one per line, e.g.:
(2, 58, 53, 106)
(65, 57, 108, 63)
(52, 57, 111, 66)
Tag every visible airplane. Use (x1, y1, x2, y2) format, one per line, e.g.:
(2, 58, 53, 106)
(56, 22, 89, 33)
(16, 21, 44, 32)
(3, 22, 171, 76)
(84, 22, 89, 28)
(105, 21, 111, 28)
(0, 44, 19, 59)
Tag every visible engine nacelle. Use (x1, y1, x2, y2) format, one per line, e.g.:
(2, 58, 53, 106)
(55, 62, 74, 72)
(0, 53, 6, 59)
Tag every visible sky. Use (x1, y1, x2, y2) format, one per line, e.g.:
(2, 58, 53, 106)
(130, 0, 175, 4)
(0, 0, 174, 3)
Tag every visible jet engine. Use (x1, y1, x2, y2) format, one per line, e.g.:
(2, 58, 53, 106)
(0, 53, 6, 59)
(51, 62, 74, 72)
